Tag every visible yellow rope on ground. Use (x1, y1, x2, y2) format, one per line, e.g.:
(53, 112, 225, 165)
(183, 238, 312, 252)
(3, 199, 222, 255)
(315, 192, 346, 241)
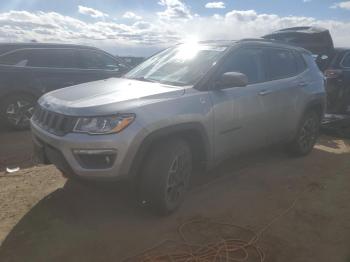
(123, 186, 314, 262)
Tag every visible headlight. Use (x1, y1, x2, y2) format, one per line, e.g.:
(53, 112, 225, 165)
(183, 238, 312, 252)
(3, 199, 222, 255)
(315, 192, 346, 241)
(73, 114, 135, 135)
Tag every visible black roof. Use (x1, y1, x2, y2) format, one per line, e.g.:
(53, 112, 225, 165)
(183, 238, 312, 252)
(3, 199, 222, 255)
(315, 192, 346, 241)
(269, 26, 327, 34)
(0, 42, 99, 55)
(0, 42, 98, 49)
(262, 26, 334, 55)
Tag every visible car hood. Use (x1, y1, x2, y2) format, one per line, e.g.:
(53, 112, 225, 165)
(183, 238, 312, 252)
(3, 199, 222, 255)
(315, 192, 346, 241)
(39, 78, 185, 116)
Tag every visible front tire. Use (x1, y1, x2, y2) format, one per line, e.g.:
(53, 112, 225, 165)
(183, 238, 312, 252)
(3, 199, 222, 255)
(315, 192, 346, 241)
(0, 94, 36, 130)
(140, 138, 192, 215)
(288, 111, 320, 156)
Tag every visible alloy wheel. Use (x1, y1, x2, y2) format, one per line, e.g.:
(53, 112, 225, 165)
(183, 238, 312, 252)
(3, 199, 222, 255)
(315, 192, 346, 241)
(5, 99, 35, 128)
(298, 117, 318, 152)
(165, 153, 191, 206)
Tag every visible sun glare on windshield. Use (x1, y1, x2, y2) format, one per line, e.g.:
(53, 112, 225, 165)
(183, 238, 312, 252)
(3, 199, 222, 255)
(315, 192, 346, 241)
(175, 38, 200, 61)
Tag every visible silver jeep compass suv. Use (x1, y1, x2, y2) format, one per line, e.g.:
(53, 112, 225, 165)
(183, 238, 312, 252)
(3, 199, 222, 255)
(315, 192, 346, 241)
(31, 39, 326, 214)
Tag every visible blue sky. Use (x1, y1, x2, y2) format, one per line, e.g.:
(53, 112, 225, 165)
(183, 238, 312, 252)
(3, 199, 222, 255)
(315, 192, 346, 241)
(0, 0, 350, 55)
(1, 0, 349, 21)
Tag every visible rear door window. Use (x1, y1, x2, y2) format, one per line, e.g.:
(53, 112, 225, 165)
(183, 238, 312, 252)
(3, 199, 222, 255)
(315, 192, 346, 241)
(294, 52, 307, 73)
(341, 52, 350, 68)
(264, 48, 298, 80)
(27, 49, 78, 68)
(0, 48, 79, 68)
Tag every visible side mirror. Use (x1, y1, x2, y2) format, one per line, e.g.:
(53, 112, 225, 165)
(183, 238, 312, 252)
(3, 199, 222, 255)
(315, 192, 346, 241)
(217, 72, 248, 89)
(106, 65, 120, 71)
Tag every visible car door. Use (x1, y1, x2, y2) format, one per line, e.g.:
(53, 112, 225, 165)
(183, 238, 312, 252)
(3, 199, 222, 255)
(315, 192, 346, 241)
(209, 47, 270, 161)
(261, 48, 303, 143)
(28, 48, 84, 93)
(325, 50, 350, 113)
(340, 51, 350, 109)
(74, 49, 124, 83)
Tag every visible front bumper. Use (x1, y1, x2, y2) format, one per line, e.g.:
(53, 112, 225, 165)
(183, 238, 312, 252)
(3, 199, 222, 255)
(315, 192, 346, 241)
(31, 120, 139, 181)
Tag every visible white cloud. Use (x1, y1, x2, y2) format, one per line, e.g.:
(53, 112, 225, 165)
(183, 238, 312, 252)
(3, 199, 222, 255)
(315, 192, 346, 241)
(330, 1, 350, 9)
(0, 9, 350, 56)
(78, 5, 108, 18)
(123, 11, 142, 20)
(303, 0, 312, 2)
(157, 0, 192, 20)
(133, 21, 151, 30)
(205, 2, 226, 9)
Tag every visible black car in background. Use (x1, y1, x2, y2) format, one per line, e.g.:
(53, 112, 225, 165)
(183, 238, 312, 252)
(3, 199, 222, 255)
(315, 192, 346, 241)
(323, 48, 350, 113)
(0, 43, 130, 130)
(264, 27, 350, 115)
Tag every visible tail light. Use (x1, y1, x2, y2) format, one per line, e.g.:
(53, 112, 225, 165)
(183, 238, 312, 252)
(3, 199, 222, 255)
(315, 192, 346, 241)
(324, 69, 343, 79)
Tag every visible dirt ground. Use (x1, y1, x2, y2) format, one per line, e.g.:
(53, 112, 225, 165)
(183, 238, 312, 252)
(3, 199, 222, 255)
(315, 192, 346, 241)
(0, 126, 33, 172)
(0, 127, 350, 262)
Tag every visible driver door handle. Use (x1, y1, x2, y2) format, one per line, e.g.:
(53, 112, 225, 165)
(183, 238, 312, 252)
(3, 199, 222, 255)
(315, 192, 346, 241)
(259, 90, 273, 96)
(298, 81, 308, 87)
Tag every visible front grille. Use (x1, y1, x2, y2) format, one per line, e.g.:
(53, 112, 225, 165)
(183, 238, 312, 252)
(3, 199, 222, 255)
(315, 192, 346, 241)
(32, 106, 76, 136)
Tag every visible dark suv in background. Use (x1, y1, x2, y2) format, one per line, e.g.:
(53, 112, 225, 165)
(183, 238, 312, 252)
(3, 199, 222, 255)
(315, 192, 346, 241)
(264, 27, 350, 115)
(323, 48, 350, 113)
(0, 43, 130, 130)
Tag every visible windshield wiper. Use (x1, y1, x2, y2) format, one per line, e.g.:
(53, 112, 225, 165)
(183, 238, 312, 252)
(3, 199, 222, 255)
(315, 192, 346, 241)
(126, 76, 157, 83)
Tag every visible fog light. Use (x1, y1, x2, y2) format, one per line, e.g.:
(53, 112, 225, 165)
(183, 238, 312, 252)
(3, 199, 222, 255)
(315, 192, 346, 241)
(72, 149, 116, 155)
(73, 149, 117, 169)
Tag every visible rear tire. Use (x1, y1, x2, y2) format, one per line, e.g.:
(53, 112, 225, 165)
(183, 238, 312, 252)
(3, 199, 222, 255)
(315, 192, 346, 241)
(139, 138, 192, 215)
(287, 111, 320, 156)
(0, 94, 36, 130)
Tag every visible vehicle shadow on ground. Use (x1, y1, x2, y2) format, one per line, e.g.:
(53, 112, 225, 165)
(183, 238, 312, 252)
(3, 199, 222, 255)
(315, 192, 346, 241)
(0, 125, 10, 133)
(0, 138, 349, 262)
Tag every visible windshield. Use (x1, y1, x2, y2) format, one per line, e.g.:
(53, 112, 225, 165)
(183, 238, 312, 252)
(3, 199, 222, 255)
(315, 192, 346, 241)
(125, 44, 227, 86)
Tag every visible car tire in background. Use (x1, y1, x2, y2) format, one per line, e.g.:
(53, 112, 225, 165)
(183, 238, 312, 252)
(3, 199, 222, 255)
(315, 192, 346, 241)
(287, 111, 320, 156)
(139, 138, 193, 215)
(0, 94, 36, 130)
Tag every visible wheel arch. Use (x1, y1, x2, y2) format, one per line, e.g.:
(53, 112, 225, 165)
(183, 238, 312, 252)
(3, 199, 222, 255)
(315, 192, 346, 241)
(290, 98, 325, 140)
(129, 122, 211, 179)
(0, 90, 39, 103)
(303, 98, 326, 120)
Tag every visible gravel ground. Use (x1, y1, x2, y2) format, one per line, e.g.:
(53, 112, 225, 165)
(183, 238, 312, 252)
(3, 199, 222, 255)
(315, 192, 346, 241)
(0, 134, 349, 262)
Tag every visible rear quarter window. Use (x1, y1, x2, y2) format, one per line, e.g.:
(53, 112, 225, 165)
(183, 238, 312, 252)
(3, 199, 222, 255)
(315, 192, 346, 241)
(341, 52, 350, 68)
(27, 49, 78, 68)
(295, 52, 307, 73)
(77, 49, 119, 70)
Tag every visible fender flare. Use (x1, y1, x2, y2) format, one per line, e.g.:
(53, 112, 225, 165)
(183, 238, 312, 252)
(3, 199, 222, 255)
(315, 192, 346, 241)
(128, 122, 211, 178)
(303, 97, 326, 118)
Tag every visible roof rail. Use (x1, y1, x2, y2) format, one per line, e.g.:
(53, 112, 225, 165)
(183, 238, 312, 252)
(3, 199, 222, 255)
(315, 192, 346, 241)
(239, 38, 277, 43)
(238, 38, 310, 51)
